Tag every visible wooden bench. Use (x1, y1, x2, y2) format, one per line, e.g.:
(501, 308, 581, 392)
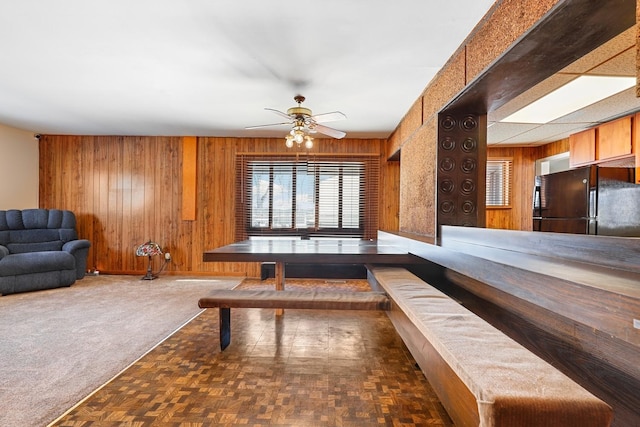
(367, 265, 612, 427)
(378, 228, 640, 424)
(198, 289, 390, 350)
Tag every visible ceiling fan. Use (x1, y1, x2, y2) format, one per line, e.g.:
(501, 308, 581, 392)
(246, 95, 347, 140)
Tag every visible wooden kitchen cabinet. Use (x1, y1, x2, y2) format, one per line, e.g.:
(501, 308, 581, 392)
(569, 128, 596, 167)
(597, 116, 631, 161)
(568, 114, 637, 177)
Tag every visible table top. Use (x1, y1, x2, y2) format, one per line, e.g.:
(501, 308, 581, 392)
(203, 238, 421, 264)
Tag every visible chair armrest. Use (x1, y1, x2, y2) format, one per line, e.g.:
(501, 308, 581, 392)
(63, 239, 91, 279)
(62, 239, 91, 254)
(0, 245, 8, 260)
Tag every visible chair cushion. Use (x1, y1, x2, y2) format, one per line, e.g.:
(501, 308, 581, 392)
(7, 241, 63, 254)
(0, 252, 75, 276)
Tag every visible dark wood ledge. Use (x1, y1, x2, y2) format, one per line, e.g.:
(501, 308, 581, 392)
(379, 229, 640, 343)
(439, 226, 640, 274)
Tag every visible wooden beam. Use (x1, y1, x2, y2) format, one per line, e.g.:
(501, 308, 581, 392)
(447, 0, 636, 113)
(181, 136, 197, 220)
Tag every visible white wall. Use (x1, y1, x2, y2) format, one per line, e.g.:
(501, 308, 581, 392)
(0, 123, 39, 209)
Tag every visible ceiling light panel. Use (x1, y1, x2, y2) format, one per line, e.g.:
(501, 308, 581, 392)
(500, 76, 636, 124)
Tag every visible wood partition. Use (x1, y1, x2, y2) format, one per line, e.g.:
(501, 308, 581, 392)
(39, 135, 392, 276)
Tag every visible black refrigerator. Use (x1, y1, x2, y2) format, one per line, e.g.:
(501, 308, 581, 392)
(533, 165, 640, 236)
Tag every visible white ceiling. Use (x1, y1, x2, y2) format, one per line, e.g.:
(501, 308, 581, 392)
(0, 0, 495, 139)
(2, 2, 635, 147)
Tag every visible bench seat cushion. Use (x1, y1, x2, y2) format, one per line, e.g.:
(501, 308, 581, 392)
(199, 289, 390, 311)
(370, 266, 612, 427)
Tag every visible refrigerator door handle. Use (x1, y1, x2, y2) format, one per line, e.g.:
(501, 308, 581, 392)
(533, 185, 541, 217)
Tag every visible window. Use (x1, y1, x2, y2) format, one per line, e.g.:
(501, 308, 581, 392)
(236, 155, 379, 239)
(486, 158, 513, 207)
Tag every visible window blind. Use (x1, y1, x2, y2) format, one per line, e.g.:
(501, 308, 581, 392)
(486, 158, 513, 207)
(236, 154, 379, 240)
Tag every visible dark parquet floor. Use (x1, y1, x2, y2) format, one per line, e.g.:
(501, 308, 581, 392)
(53, 279, 454, 426)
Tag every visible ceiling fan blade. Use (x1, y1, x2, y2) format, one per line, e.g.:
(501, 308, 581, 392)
(245, 122, 292, 130)
(265, 108, 293, 120)
(311, 111, 346, 123)
(314, 124, 346, 139)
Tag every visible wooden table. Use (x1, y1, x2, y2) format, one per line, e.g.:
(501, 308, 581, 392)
(203, 238, 421, 292)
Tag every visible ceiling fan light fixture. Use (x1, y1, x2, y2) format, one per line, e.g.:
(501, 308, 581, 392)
(304, 135, 313, 149)
(287, 106, 312, 116)
(285, 128, 313, 149)
(248, 95, 346, 149)
(285, 135, 294, 148)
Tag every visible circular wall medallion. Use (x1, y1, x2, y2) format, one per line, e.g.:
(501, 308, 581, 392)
(460, 179, 476, 195)
(440, 137, 456, 151)
(460, 158, 476, 173)
(441, 116, 456, 131)
(461, 137, 477, 152)
(439, 179, 455, 193)
(461, 115, 478, 131)
(440, 200, 455, 214)
(461, 200, 476, 214)
(440, 157, 455, 172)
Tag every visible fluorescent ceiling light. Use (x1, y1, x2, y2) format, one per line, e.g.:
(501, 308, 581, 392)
(501, 75, 636, 124)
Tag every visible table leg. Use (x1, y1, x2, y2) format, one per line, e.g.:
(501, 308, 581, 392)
(219, 307, 231, 351)
(275, 261, 284, 315)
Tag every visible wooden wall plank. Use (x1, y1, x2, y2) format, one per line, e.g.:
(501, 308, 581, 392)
(78, 136, 96, 271)
(95, 137, 109, 272)
(181, 136, 197, 221)
(131, 137, 146, 274)
(121, 138, 134, 272)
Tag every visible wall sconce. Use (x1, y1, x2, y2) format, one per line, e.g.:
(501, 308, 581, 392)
(135, 240, 163, 280)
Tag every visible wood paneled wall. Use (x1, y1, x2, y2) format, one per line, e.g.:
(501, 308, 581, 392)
(486, 139, 569, 230)
(39, 135, 390, 277)
(379, 151, 400, 231)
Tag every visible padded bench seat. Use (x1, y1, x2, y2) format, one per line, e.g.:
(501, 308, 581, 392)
(198, 289, 390, 350)
(368, 266, 612, 427)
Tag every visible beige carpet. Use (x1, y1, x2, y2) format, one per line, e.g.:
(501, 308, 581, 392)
(0, 274, 242, 427)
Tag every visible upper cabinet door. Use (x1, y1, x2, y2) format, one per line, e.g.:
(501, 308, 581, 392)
(569, 128, 596, 167)
(597, 116, 632, 161)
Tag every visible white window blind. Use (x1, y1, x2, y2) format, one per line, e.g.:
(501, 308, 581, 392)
(486, 158, 513, 207)
(236, 155, 378, 239)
